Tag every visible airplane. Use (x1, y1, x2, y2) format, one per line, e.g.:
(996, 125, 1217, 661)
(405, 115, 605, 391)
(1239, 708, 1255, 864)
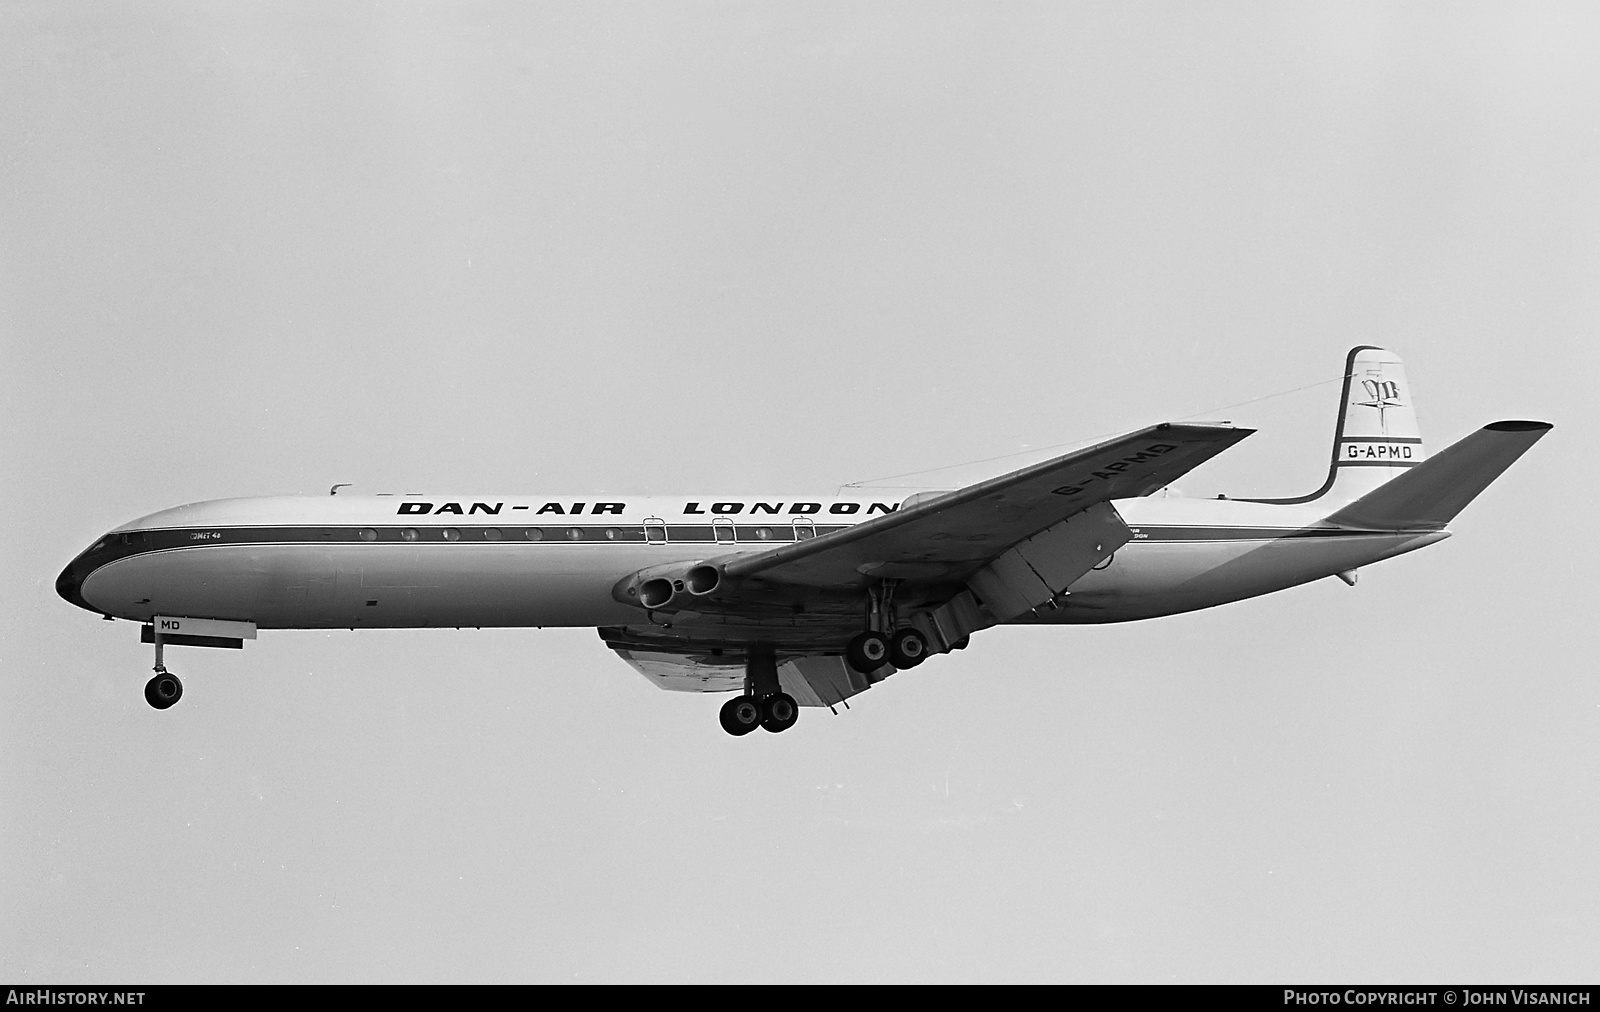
(57, 347, 1550, 735)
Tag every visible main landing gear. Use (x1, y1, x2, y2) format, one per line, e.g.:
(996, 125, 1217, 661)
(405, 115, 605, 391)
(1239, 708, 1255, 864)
(719, 647, 799, 736)
(718, 693, 796, 735)
(845, 581, 929, 675)
(715, 582, 937, 736)
(845, 628, 927, 673)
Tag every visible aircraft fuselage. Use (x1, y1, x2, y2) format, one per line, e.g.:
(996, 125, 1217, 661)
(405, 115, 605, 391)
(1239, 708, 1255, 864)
(57, 493, 1445, 634)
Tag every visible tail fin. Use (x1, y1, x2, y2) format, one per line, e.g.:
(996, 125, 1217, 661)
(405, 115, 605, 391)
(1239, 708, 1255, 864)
(1255, 346, 1425, 505)
(1324, 421, 1552, 530)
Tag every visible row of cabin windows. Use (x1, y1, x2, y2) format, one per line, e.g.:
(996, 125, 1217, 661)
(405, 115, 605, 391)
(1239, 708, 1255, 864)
(358, 519, 821, 544)
(92, 522, 828, 553)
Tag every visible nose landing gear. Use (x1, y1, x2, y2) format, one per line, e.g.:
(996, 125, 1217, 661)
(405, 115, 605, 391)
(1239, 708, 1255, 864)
(143, 630, 183, 710)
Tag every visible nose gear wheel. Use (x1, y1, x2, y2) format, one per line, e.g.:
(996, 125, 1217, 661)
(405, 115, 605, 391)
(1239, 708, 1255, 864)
(145, 670, 183, 710)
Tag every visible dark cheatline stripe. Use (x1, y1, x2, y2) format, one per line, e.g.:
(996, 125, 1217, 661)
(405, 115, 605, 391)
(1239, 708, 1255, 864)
(55, 523, 855, 611)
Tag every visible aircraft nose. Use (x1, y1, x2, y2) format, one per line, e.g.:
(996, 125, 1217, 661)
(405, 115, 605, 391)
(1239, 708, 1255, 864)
(57, 537, 111, 615)
(56, 563, 76, 601)
(57, 553, 93, 612)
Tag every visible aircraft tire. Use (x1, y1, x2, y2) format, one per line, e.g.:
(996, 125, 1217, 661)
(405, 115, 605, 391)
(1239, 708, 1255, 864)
(888, 628, 928, 669)
(719, 695, 762, 736)
(760, 692, 799, 733)
(144, 671, 183, 710)
(845, 631, 889, 674)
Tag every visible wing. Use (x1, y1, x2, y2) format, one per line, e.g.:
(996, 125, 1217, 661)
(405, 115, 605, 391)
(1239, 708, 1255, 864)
(719, 422, 1253, 590)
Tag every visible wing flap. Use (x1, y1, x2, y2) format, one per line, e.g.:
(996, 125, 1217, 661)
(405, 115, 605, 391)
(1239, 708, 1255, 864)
(779, 655, 875, 708)
(611, 648, 745, 694)
(967, 501, 1135, 621)
(607, 643, 881, 708)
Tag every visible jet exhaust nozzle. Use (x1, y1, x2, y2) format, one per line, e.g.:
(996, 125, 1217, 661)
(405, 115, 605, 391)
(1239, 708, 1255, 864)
(639, 578, 676, 609)
(686, 565, 721, 596)
(617, 563, 724, 611)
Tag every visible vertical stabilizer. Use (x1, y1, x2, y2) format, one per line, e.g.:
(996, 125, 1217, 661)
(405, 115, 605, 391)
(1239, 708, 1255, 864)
(1252, 346, 1425, 506)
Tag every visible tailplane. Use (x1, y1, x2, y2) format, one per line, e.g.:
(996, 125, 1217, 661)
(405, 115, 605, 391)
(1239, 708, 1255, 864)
(1254, 346, 1425, 506)
(1324, 421, 1552, 530)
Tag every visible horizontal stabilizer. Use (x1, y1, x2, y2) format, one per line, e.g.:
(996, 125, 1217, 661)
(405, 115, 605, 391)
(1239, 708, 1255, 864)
(1324, 421, 1552, 531)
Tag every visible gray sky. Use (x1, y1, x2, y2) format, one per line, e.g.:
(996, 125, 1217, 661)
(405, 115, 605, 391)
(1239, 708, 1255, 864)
(3, 1, 1597, 983)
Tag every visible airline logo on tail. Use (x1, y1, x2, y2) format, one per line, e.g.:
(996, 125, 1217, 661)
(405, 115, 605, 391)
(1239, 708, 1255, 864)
(1354, 378, 1407, 429)
(1356, 378, 1403, 407)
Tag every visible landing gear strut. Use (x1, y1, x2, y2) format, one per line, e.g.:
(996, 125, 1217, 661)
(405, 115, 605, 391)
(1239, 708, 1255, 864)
(719, 646, 798, 736)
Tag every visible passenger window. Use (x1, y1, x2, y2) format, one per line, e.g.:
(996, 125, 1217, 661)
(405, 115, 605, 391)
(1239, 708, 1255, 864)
(713, 518, 736, 544)
(483, 528, 503, 541)
(359, 528, 378, 542)
(525, 528, 543, 541)
(401, 528, 419, 542)
(442, 528, 461, 542)
(644, 517, 667, 545)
